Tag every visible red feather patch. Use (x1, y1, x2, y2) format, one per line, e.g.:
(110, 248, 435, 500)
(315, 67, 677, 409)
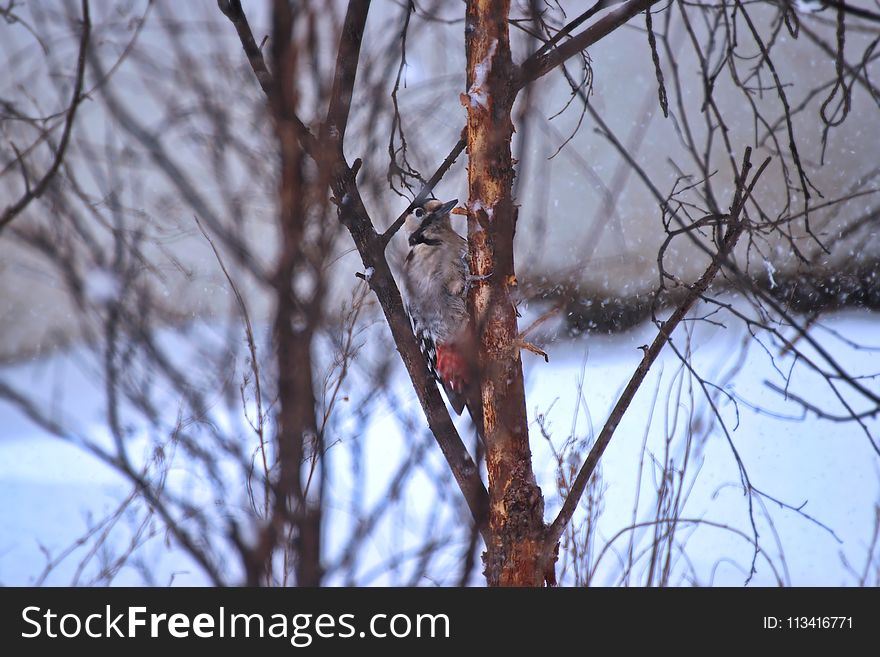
(435, 343, 468, 393)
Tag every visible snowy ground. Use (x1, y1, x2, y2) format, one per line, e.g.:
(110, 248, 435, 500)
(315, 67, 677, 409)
(1, 307, 878, 586)
(529, 310, 880, 585)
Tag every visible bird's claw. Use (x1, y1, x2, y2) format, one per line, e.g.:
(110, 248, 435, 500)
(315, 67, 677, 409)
(465, 271, 492, 293)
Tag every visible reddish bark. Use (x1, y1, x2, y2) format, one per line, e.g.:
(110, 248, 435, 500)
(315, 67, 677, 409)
(464, 0, 549, 586)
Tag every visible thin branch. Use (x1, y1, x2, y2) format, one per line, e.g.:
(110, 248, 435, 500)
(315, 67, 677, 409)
(380, 134, 467, 245)
(193, 215, 269, 517)
(822, 0, 880, 24)
(324, 0, 372, 144)
(218, 0, 318, 156)
(0, 0, 90, 232)
(544, 148, 772, 554)
(517, 0, 661, 89)
(530, 0, 618, 61)
(216, 0, 273, 94)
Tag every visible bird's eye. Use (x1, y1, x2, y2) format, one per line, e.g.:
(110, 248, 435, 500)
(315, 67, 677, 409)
(414, 208, 425, 218)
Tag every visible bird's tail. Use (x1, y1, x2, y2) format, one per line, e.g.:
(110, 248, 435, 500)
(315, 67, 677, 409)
(437, 342, 484, 439)
(444, 381, 484, 441)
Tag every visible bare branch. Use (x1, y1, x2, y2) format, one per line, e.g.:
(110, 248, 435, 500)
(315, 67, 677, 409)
(544, 148, 772, 554)
(324, 0, 371, 144)
(517, 0, 661, 89)
(0, 0, 90, 232)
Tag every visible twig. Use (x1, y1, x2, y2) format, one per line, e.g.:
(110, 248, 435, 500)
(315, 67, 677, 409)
(543, 148, 771, 555)
(380, 135, 467, 245)
(0, 0, 90, 232)
(193, 215, 269, 518)
(517, 0, 661, 89)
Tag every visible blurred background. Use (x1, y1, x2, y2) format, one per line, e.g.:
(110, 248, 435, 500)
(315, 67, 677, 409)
(1, 0, 878, 586)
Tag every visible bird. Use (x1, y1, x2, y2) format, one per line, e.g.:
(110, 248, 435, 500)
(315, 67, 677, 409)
(401, 198, 483, 434)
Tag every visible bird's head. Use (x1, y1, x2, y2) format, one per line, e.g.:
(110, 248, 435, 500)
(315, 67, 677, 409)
(405, 199, 458, 246)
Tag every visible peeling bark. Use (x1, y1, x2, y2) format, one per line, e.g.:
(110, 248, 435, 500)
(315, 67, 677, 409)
(465, 0, 549, 587)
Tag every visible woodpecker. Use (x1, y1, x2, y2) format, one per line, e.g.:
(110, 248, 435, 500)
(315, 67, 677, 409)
(402, 199, 482, 432)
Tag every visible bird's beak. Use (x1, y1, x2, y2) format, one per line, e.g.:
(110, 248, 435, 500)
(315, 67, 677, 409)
(435, 199, 458, 217)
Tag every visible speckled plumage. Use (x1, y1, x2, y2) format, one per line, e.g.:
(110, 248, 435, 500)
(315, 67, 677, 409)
(401, 199, 471, 415)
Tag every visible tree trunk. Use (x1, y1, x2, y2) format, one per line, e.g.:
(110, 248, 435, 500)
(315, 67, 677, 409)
(269, 0, 323, 587)
(464, 0, 550, 586)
